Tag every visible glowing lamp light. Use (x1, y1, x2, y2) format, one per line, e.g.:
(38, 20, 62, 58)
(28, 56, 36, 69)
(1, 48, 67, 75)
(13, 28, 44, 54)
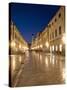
(59, 44, 62, 52)
(38, 46, 39, 48)
(11, 40, 16, 47)
(40, 45, 42, 48)
(62, 34, 65, 43)
(23, 46, 28, 50)
(19, 44, 22, 49)
(52, 45, 54, 51)
(45, 56, 48, 67)
(45, 41, 49, 48)
(12, 56, 16, 71)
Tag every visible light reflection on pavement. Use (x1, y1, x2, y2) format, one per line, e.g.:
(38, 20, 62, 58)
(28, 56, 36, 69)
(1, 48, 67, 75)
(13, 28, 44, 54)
(10, 51, 65, 87)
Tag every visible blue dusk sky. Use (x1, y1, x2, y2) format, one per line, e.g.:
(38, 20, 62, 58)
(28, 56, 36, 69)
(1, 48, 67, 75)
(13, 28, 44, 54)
(10, 3, 60, 43)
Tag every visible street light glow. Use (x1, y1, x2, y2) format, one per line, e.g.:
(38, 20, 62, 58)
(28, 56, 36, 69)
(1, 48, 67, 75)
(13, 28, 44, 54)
(62, 34, 65, 43)
(12, 55, 16, 71)
(59, 44, 62, 52)
(19, 44, 22, 49)
(45, 41, 49, 48)
(52, 45, 54, 51)
(11, 40, 16, 48)
(40, 44, 42, 48)
(45, 56, 48, 67)
(23, 46, 29, 50)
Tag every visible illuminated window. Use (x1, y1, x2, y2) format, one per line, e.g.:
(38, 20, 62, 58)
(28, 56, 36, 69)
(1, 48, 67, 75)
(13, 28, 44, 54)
(11, 40, 16, 47)
(19, 44, 21, 49)
(45, 41, 49, 48)
(52, 45, 54, 51)
(59, 44, 62, 52)
(11, 56, 16, 71)
(62, 34, 65, 43)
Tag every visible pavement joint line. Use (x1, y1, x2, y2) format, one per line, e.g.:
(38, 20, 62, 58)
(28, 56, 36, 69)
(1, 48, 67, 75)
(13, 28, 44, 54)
(14, 65, 24, 87)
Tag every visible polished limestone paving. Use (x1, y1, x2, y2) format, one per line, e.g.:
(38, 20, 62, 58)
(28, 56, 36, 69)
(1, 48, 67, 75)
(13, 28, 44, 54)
(11, 51, 65, 87)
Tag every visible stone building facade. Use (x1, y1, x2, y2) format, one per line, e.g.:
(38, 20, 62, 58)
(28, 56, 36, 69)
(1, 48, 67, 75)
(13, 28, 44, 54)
(9, 21, 28, 86)
(31, 6, 65, 55)
(9, 21, 28, 54)
(48, 6, 65, 55)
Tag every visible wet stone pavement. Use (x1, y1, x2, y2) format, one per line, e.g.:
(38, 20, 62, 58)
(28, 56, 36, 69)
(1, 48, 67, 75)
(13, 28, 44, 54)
(11, 51, 65, 87)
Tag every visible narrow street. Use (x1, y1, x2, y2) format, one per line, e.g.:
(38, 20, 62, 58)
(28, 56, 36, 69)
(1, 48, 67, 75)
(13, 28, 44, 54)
(9, 4, 65, 87)
(11, 51, 65, 87)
